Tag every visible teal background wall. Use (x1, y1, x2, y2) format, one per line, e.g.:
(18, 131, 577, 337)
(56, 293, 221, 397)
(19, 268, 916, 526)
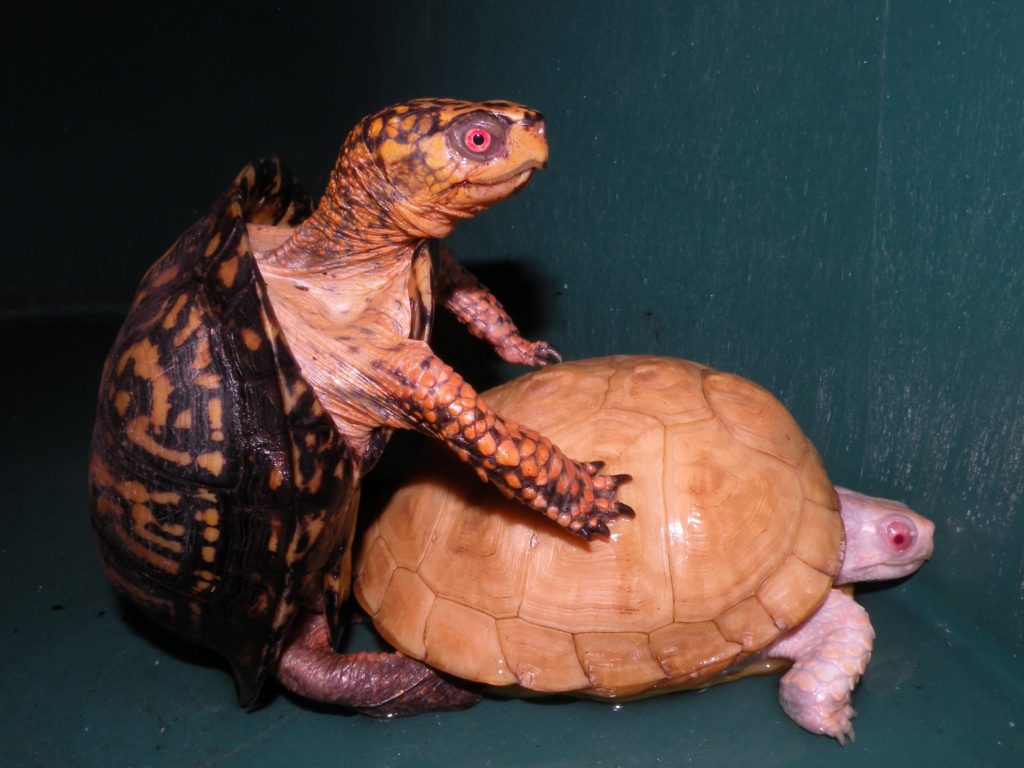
(2, 1, 1022, 765)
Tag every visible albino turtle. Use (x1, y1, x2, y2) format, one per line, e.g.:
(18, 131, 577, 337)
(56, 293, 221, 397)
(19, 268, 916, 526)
(356, 355, 934, 740)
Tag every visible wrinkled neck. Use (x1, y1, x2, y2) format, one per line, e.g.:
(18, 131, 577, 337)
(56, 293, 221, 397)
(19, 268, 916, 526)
(269, 212, 409, 270)
(265, 156, 403, 268)
(264, 147, 451, 270)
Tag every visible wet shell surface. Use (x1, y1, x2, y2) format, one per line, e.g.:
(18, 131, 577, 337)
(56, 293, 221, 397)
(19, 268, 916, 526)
(355, 355, 842, 698)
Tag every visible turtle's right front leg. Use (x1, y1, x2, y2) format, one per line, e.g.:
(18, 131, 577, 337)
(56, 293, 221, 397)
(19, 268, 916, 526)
(434, 244, 562, 367)
(379, 342, 633, 538)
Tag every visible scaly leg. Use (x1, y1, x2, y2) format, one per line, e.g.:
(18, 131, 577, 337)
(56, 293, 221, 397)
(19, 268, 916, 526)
(383, 340, 633, 538)
(275, 613, 479, 716)
(435, 244, 562, 366)
(759, 589, 875, 744)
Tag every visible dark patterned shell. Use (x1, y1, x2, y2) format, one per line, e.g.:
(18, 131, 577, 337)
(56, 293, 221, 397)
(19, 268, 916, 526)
(89, 159, 356, 706)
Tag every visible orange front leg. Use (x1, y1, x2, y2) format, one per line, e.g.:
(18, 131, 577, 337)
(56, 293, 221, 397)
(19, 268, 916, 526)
(385, 342, 632, 538)
(435, 244, 562, 367)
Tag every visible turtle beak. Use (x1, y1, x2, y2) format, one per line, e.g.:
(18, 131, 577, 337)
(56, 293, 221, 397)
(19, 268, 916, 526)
(427, 107, 550, 225)
(508, 115, 548, 172)
(470, 116, 548, 187)
(448, 120, 548, 212)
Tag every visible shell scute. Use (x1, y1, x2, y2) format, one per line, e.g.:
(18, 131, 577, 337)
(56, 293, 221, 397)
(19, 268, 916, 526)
(417, 469, 530, 620)
(423, 597, 512, 686)
(373, 567, 435, 660)
(573, 631, 666, 697)
(517, 410, 672, 635)
(757, 554, 837, 631)
(662, 422, 803, 623)
(713, 595, 780, 651)
(702, 369, 808, 466)
(607, 355, 712, 426)
(649, 620, 741, 683)
(353, 528, 393, 615)
(496, 618, 590, 691)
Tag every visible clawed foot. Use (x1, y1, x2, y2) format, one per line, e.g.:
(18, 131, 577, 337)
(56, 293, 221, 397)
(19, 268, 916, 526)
(498, 337, 562, 367)
(556, 461, 634, 540)
(828, 704, 857, 745)
(780, 686, 857, 744)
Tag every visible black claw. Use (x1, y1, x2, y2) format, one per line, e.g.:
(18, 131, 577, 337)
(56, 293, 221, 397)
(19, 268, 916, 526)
(615, 502, 636, 518)
(611, 473, 632, 486)
(588, 460, 606, 472)
(588, 520, 610, 537)
(538, 345, 563, 365)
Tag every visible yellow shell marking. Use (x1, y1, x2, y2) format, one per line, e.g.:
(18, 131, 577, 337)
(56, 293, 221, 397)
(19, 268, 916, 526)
(191, 336, 213, 370)
(116, 338, 174, 429)
(208, 398, 224, 432)
(241, 328, 263, 351)
(203, 231, 222, 257)
(196, 451, 226, 476)
(126, 417, 190, 465)
(193, 373, 222, 389)
(162, 294, 189, 330)
(172, 307, 203, 347)
(218, 255, 239, 288)
(195, 507, 220, 526)
(114, 391, 131, 417)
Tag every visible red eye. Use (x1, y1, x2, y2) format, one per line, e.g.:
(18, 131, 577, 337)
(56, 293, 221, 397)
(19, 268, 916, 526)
(449, 112, 507, 159)
(464, 128, 492, 153)
(882, 518, 915, 553)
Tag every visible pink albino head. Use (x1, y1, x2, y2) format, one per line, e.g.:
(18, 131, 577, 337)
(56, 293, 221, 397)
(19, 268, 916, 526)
(834, 486, 935, 585)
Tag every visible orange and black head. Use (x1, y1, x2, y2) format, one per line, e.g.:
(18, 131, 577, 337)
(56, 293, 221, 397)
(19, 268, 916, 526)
(326, 98, 548, 238)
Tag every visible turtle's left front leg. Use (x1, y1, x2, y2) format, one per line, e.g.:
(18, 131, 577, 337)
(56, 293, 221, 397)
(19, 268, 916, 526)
(435, 244, 562, 367)
(759, 589, 875, 744)
(376, 340, 632, 538)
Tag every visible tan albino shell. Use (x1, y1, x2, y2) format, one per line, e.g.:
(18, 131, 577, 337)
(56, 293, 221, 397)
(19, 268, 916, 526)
(355, 355, 842, 698)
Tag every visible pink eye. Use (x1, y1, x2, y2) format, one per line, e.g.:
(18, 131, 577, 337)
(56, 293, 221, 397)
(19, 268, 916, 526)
(881, 518, 915, 553)
(448, 112, 507, 159)
(464, 128, 492, 153)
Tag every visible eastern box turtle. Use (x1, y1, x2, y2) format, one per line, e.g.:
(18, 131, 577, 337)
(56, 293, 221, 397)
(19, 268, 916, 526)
(88, 99, 632, 714)
(356, 355, 934, 740)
